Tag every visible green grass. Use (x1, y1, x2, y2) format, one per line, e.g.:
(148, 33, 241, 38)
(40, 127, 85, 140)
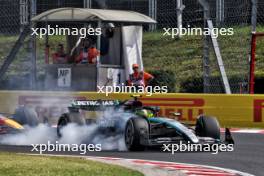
(142, 26, 255, 74)
(0, 152, 143, 176)
(142, 26, 262, 90)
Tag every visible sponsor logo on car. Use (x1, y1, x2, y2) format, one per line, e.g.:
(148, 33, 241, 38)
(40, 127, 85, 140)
(72, 100, 116, 106)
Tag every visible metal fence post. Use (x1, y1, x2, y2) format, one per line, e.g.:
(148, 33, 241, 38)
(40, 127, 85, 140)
(176, 0, 185, 38)
(89, 0, 92, 8)
(20, 0, 29, 32)
(84, 0, 92, 8)
(207, 20, 231, 94)
(251, 0, 258, 33)
(30, 0, 37, 89)
(216, 0, 225, 26)
(149, 0, 157, 31)
(198, 0, 210, 93)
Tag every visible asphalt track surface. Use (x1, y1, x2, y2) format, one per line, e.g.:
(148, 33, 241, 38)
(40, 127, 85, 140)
(0, 133, 263, 176)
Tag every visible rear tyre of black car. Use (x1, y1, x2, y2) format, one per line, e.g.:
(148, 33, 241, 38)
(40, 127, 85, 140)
(195, 115, 220, 140)
(57, 113, 71, 138)
(125, 117, 148, 151)
(13, 106, 39, 127)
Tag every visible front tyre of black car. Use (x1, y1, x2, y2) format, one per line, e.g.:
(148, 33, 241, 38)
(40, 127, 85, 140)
(57, 113, 71, 138)
(125, 117, 147, 151)
(195, 115, 221, 140)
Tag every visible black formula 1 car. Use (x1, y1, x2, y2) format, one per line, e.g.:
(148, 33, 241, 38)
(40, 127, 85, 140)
(57, 95, 234, 151)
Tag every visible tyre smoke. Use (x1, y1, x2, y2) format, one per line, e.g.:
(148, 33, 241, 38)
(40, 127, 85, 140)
(0, 124, 57, 145)
(0, 108, 132, 151)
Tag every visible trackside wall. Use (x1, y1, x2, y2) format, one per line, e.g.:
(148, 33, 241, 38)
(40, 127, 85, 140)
(0, 91, 263, 128)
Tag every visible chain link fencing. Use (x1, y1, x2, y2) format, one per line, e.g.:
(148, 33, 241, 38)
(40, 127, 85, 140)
(91, 0, 252, 93)
(0, 0, 32, 89)
(0, 0, 262, 93)
(206, 0, 252, 93)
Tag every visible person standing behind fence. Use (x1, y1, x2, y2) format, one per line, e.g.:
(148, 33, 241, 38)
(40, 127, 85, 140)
(75, 44, 100, 64)
(52, 44, 68, 64)
(128, 64, 154, 87)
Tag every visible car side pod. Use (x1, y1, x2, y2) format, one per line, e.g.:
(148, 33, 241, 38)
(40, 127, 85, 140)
(225, 128, 235, 144)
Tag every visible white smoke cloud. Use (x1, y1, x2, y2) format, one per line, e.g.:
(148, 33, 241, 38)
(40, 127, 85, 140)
(59, 123, 127, 151)
(58, 108, 131, 151)
(0, 124, 57, 145)
(59, 123, 98, 144)
(0, 108, 132, 151)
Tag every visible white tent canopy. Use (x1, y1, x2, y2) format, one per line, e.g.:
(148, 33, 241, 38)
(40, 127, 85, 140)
(31, 8, 156, 24)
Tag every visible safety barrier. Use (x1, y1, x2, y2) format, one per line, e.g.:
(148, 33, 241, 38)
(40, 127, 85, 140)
(0, 91, 263, 128)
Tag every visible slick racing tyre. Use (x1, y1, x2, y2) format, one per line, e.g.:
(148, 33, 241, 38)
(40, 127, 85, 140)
(125, 117, 148, 151)
(195, 115, 220, 140)
(57, 112, 86, 138)
(13, 106, 39, 127)
(57, 113, 71, 138)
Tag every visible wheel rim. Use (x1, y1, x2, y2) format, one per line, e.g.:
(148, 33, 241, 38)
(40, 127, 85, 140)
(125, 120, 134, 147)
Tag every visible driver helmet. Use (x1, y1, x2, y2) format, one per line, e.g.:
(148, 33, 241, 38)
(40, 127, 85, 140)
(137, 109, 154, 118)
